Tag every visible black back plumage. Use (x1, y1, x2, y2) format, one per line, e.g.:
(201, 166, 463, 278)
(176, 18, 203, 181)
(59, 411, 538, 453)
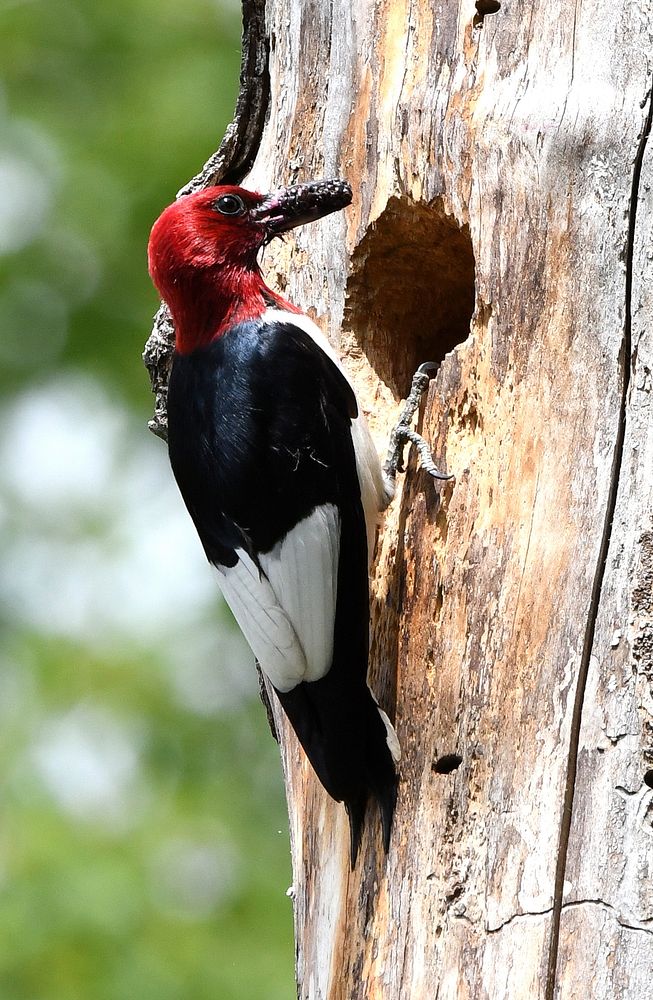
(167, 317, 397, 863)
(167, 319, 357, 562)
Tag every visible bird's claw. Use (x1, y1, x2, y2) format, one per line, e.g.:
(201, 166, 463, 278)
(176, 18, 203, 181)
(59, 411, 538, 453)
(383, 362, 454, 488)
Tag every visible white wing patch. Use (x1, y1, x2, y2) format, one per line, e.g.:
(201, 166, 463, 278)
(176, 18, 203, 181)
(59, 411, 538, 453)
(215, 549, 306, 692)
(214, 504, 340, 692)
(260, 504, 340, 683)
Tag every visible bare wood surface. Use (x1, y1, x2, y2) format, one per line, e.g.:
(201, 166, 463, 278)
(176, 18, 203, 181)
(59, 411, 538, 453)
(247, 2, 653, 996)
(145, 1, 653, 996)
(553, 86, 653, 998)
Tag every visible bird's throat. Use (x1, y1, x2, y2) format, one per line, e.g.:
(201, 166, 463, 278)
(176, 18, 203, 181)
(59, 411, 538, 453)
(171, 267, 299, 355)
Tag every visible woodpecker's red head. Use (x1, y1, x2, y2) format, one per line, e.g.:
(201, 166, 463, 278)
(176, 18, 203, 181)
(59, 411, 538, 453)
(148, 179, 352, 353)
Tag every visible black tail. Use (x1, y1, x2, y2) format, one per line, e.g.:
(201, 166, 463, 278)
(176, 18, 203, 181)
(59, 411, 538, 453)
(277, 677, 398, 866)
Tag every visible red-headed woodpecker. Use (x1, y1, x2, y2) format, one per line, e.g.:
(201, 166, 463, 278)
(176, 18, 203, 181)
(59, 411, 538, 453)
(148, 179, 400, 864)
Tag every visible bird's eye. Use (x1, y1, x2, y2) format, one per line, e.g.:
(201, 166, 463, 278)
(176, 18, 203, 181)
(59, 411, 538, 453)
(213, 194, 246, 216)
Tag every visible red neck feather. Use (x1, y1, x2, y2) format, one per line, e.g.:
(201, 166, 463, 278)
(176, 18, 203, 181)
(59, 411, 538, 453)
(166, 265, 298, 355)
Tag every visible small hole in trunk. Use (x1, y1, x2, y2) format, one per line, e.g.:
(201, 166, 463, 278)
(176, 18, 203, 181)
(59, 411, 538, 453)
(433, 753, 463, 774)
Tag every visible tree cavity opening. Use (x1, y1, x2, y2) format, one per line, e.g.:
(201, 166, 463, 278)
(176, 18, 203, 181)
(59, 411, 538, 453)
(344, 197, 475, 398)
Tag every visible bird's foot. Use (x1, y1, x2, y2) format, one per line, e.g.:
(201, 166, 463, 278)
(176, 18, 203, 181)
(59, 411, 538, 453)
(383, 362, 454, 497)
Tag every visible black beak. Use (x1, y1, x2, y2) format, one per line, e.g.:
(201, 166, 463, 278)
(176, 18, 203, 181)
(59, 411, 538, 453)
(252, 179, 352, 236)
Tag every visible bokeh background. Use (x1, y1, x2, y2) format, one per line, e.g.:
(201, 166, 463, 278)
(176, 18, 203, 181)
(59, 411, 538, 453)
(0, 2, 294, 997)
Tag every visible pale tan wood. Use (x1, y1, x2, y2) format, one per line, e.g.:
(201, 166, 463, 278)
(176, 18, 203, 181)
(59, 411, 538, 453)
(248, 2, 653, 996)
(145, 1, 653, 995)
(554, 80, 653, 997)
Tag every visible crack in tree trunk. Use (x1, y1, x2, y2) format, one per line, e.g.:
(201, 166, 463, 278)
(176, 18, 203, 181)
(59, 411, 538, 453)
(545, 81, 653, 1000)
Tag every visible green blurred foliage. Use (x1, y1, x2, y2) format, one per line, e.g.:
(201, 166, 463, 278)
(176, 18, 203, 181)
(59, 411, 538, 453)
(0, 2, 294, 998)
(1, 0, 242, 409)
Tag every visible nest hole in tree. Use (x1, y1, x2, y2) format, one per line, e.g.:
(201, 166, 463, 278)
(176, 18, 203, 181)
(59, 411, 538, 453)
(344, 197, 475, 398)
(433, 753, 463, 774)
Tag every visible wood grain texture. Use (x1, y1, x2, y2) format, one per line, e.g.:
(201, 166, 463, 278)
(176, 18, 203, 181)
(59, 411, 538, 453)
(246, 2, 653, 996)
(553, 78, 653, 997)
(145, 0, 653, 995)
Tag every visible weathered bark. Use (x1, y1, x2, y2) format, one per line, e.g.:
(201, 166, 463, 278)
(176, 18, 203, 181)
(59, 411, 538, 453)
(145, 1, 653, 996)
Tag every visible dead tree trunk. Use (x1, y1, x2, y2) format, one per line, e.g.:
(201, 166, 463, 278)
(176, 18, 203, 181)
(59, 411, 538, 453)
(145, 1, 653, 996)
